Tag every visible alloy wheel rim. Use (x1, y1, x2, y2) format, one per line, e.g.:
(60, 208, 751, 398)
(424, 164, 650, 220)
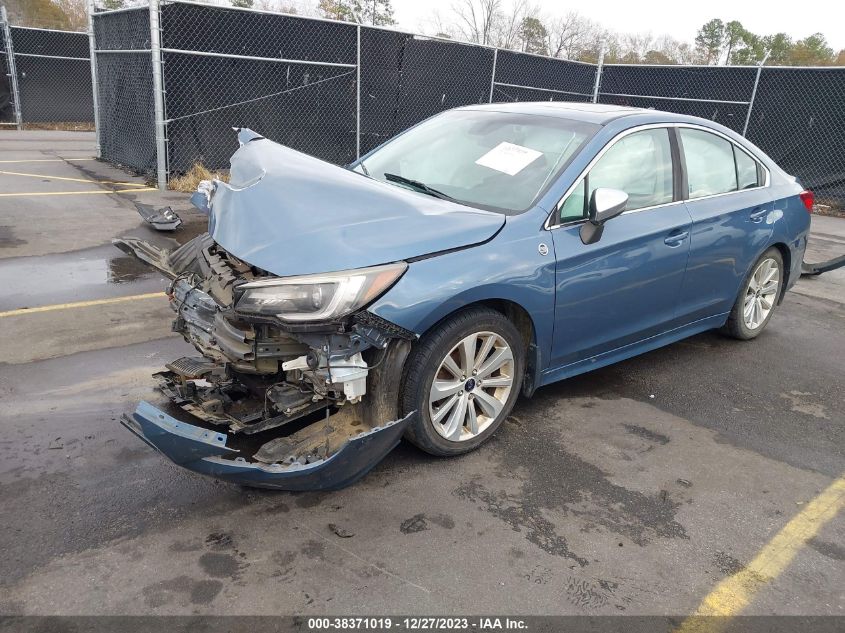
(743, 257, 780, 330)
(428, 331, 514, 442)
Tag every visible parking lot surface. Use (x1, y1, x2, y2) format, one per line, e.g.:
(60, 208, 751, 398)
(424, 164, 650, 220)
(0, 131, 842, 617)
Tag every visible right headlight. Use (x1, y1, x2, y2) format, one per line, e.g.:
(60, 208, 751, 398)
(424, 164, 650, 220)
(235, 262, 407, 322)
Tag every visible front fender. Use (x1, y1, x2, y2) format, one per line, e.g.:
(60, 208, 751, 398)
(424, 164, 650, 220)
(369, 220, 555, 380)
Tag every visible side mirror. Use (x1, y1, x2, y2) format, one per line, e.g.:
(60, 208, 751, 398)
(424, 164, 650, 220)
(580, 188, 628, 245)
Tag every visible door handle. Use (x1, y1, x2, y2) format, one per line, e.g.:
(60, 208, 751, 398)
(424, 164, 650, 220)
(664, 230, 689, 247)
(750, 208, 768, 223)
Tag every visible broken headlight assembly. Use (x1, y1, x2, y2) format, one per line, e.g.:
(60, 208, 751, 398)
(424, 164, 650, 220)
(235, 262, 408, 322)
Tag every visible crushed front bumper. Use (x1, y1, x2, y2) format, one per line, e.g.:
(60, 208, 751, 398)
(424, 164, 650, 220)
(121, 401, 414, 490)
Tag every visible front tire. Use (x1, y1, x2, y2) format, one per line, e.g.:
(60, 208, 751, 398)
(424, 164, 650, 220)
(401, 307, 525, 456)
(723, 247, 784, 340)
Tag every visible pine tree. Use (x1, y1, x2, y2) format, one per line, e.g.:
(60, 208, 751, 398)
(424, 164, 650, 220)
(694, 18, 725, 65)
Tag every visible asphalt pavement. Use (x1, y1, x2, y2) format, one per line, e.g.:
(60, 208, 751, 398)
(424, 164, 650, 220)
(0, 130, 842, 618)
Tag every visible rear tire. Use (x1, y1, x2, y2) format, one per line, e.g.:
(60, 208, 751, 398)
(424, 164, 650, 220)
(722, 247, 784, 340)
(401, 307, 524, 456)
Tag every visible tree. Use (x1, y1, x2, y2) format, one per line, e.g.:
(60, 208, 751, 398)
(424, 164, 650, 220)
(450, 0, 502, 46)
(722, 20, 745, 64)
(318, 0, 357, 21)
(576, 28, 616, 64)
(643, 49, 674, 64)
(359, 0, 395, 25)
(835, 50, 845, 65)
(762, 33, 793, 65)
(5, 0, 71, 28)
(231, 0, 254, 7)
(519, 15, 547, 54)
(729, 30, 765, 65)
(102, 0, 125, 10)
(695, 18, 725, 64)
(545, 12, 583, 58)
(654, 35, 700, 64)
(621, 32, 657, 62)
(493, 0, 528, 50)
(788, 33, 834, 65)
(50, 0, 86, 30)
(544, 12, 600, 60)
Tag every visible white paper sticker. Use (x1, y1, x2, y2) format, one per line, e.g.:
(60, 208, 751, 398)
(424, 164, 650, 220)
(475, 142, 543, 176)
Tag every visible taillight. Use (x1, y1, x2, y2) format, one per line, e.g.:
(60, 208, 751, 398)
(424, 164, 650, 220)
(799, 190, 814, 213)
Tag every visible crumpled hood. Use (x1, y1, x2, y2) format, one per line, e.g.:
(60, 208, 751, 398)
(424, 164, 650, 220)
(207, 129, 505, 277)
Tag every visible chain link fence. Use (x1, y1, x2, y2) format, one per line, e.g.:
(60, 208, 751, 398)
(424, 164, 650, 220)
(743, 67, 845, 208)
(86, 0, 844, 209)
(93, 6, 156, 171)
(492, 50, 597, 104)
(0, 6, 93, 129)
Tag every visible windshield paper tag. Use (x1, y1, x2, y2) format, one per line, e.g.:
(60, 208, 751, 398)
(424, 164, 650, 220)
(475, 142, 543, 176)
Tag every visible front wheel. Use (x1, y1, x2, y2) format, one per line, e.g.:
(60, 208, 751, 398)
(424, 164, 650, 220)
(722, 247, 784, 340)
(401, 307, 525, 456)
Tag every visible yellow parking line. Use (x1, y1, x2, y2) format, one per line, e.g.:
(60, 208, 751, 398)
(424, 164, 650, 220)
(0, 292, 167, 318)
(676, 475, 845, 632)
(0, 169, 149, 187)
(0, 187, 157, 197)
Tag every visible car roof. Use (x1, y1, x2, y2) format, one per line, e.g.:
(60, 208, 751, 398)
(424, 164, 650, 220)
(459, 101, 705, 126)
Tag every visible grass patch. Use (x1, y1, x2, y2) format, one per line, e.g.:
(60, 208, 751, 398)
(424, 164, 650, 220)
(169, 162, 229, 193)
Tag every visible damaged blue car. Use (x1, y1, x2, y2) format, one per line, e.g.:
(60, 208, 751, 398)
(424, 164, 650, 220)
(117, 103, 811, 490)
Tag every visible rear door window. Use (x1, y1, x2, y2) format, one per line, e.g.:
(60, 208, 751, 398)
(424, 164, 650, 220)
(680, 128, 739, 198)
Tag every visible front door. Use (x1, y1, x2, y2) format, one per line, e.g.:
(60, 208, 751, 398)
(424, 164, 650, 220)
(548, 127, 693, 370)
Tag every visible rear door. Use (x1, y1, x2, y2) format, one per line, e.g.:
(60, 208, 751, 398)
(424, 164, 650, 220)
(548, 127, 693, 370)
(674, 127, 774, 324)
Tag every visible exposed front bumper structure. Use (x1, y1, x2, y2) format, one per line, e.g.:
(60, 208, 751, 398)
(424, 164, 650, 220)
(114, 232, 418, 491)
(122, 401, 414, 490)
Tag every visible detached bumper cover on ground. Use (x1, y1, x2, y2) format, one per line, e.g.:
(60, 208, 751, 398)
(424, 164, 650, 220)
(121, 401, 414, 490)
(801, 254, 845, 276)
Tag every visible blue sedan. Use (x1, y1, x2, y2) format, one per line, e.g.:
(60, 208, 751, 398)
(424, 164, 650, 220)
(118, 103, 811, 489)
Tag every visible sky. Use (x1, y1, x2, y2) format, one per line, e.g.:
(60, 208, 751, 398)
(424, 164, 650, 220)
(391, 0, 845, 52)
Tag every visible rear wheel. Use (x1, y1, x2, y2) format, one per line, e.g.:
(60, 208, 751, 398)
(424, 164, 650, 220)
(401, 307, 524, 456)
(723, 248, 784, 340)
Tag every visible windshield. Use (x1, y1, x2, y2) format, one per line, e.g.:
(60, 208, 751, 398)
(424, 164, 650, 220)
(357, 109, 599, 214)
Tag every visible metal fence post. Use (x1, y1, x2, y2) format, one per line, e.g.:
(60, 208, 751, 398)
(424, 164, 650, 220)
(742, 51, 770, 137)
(1, 6, 22, 129)
(149, 0, 168, 190)
(592, 44, 605, 104)
(488, 47, 498, 103)
(356, 24, 361, 160)
(86, 0, 101, 157)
